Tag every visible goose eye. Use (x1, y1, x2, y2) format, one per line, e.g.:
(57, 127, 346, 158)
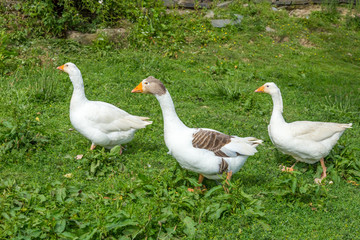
(144, 82, 149, 85)
(266, 85, 269, 87)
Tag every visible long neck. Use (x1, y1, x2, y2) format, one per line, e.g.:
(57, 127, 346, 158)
(155, 91, 187, 131)
(270, 89, 286, 124)
(70, 73, 87, 104)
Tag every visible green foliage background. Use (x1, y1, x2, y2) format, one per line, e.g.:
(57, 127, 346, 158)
(0, 0, 360, 239)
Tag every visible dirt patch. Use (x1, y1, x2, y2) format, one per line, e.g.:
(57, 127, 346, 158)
(288, 5, 357, 18)
(299, 38, 316, 48)
(274, 36, 290, 43)
(337, 7, 357, 17)
(273, 36, 315, 48)
(288, 5, 322, 18)
(67, 28, 127, 45)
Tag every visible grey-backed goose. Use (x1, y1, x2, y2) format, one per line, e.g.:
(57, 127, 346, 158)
(132, 76, 262, 191)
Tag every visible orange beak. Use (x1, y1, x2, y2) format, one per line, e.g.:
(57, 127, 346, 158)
(255, 85, 265, 93)
(57, 65, 65, 71)
(131, 82, 143, 93)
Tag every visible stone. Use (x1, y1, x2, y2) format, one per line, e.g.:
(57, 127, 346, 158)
(266, 26, 275, 32)
(163, 0, 176, 7)
(233, 14, 243, 25)
(166, 9, 191, 15)
(211, 19, 232, 28)
(177, 0, 212, 8)
(217, 1, 233, 8)
(96, 28, 127, 43)
(205, 10, 215, 18)
(211, 14, 243, 28)
(67, 31, 97, 45)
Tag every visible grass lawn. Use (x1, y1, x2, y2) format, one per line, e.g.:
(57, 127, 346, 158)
(1, 1, 360, 239)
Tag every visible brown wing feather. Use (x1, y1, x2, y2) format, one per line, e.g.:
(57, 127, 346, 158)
(192, 129, 231, 157)
(219, 158, 229, 174)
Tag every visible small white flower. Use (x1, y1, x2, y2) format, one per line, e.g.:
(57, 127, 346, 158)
(64, 173, 73, 178)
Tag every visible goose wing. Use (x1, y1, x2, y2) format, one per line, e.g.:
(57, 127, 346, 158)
(84, 101, 152, 133)
(192, 128, 261, 157)
(289, 121, 351, 142)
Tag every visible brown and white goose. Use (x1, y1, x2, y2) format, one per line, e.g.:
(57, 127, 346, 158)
(132, 76, 262, 191)
(57, 62, 152, 154)
(255, 82, 352, 183)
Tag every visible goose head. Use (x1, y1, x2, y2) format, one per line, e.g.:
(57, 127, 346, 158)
(255, 82, 279, 95)
(57, 62, 81, 76)
(131, 76, 166, 96)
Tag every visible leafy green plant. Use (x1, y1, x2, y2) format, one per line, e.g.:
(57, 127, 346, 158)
(305, 6, 340, 30)
(127, 2, 189, 50)
(17, 0, 171, 40)
(345, 14, 360, 30)
(327, 143, 360, 182)
(273, 170, 328, 204)
(0, 116, 48, 161)
(19, 0, 90, 37)
(215, 82, 243, 100)
(79, 146, 125, 178)
(209, 59, 230, 75)
(0, 29, 18, 75)
(91, 33, 114, 51)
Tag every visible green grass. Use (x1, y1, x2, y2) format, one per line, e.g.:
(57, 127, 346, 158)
(1, 1, 360, 239)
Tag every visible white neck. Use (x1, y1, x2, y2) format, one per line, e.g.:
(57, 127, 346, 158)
(270, 88, 286, 124)
(70, 73, 88, 104)
(155, 91, 187, 132)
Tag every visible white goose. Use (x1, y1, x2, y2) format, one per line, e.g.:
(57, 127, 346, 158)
(132, 76, 262, 191)
(255, 82, 352, 183)
(57, 62, 152, 154)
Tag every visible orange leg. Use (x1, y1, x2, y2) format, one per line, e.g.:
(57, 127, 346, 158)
(188, 174, 205, 192)
(281, 161, 298, 172)
(90, 144, 96, 150)
(223, 171, 233, 193)
(315, 158, 327, 184)
(198, 174, 204, 185)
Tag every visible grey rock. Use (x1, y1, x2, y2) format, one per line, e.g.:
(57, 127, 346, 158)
(233, 14, 243, 25)
(217, 1, 233, 8)
(211, 14, 243, 28)
(67, 31, 98, 45)
(266, 26, 275, 32)
(211, 19, 232, 28)
(96, 28, 127, 43)
(205, 10, 215, 19)
(268, 0, 356, 6)
(166, 9, 191, 15)
(177, 0, 212, 8)
(163, 0, 176, 7)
